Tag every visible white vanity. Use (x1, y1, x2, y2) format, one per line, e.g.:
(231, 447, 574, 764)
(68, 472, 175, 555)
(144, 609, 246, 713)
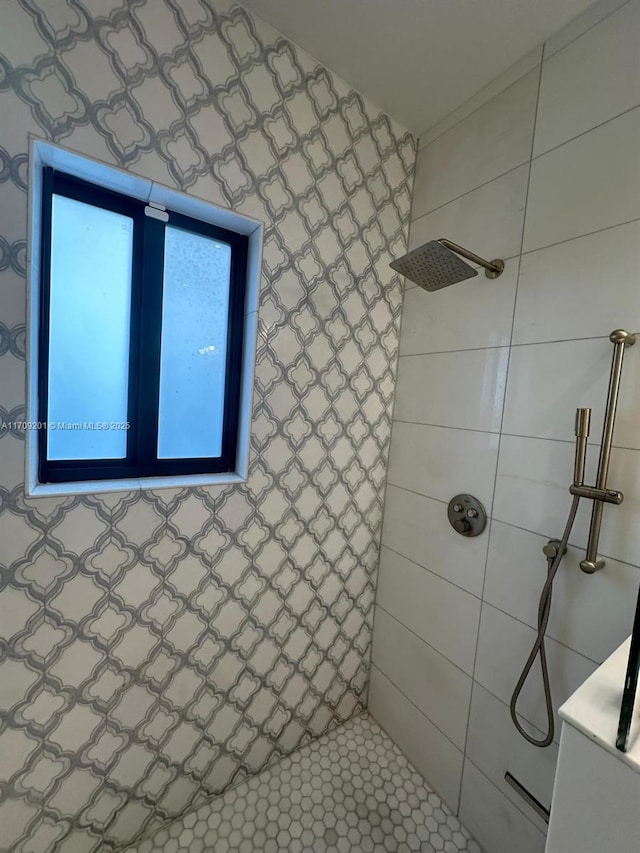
(545, 638, 640, 853)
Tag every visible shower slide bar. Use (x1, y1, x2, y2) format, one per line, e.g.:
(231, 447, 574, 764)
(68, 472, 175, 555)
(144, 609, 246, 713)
(511, 329, 635, 747)
(570, 329, 635, 573)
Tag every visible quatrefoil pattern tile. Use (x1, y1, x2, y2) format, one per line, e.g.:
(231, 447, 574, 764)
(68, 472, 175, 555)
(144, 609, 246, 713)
(0, 1, 415, 852)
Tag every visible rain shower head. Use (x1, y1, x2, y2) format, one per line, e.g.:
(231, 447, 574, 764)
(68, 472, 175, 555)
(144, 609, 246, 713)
(389, 238, 504, 292)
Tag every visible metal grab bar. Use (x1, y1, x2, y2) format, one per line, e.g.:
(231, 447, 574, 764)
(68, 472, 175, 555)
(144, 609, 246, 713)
(576, 329, 635, 574)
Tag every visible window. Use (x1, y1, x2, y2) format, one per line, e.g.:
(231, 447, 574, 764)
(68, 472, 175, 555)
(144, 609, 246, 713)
(28, 142, 261, 494)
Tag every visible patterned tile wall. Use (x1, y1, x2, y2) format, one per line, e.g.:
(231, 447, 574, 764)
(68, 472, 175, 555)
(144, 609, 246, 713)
(0, 1, 415, 852)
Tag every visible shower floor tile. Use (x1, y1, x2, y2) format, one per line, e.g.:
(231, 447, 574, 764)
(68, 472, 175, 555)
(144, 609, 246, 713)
(130, 713, 482, 853)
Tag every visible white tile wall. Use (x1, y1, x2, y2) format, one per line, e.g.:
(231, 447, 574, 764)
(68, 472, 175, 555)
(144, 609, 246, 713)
(376, 546, 481, 674)
(371, 607, 472, 747)
(412, 70, 539, 218)
(399, 265, 518, 354)
(542, 0, 631, 59)
(484, 521, 640, 664)
(494, 435, 640, 567)
(371, 4, 640, 852)
(473, 604, 597, 740)
(387, 422, 499, 505)
(513, 220, 640, 345)
(534, 0, 640, 155)
(408, 165, 529, 259)
(502, 336, 640, 449)
(368, 666, 464, 810)
(381, 486, 489, 596)
(465, 683, 558, 832)
(524, 105, 640, 252)
(459, 761, 546, 853)
(395, 348, 508, 432)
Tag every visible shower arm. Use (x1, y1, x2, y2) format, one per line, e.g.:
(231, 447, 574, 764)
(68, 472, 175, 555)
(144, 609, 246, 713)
(437, 239, 505, 278)
(569, 329, 636, 573)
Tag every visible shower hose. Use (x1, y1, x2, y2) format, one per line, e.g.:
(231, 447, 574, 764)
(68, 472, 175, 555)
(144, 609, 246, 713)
(509, 495, 581, 748)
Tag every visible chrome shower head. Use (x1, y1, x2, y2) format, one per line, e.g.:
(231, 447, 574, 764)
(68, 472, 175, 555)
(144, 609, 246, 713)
(389, 238, 504, 292)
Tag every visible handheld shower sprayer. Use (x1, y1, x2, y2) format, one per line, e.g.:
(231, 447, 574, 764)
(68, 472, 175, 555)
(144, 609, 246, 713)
(510, 330, 635, 747)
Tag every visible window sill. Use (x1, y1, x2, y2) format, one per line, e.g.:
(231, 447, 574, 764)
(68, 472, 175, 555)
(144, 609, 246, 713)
(27, 471, 247, 497)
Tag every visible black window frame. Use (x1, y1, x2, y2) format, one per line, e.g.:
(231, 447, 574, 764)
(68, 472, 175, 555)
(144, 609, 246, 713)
(38, 167, 249, 485)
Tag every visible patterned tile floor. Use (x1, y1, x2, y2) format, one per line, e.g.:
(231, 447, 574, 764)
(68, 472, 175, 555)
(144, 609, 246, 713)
(129, 713, 482, 853)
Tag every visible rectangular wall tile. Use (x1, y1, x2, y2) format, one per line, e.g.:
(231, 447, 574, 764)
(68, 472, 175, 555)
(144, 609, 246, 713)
(376, 545, 481, 674)
(513, 220, 640, 345)
(381, 486, 489, 597)
(534, 0, 640, 156)
(502, 336, 640, 450)
(474, 603, 597, 739)
(419, 48, 543, 149)
(395, 348, 508, 432)
(387, 422, 499, 507)
(494, 433, 640, 567)
(484, 520, 640, 664)
(372, 606, 472, 748)
(459, 760, 546, 853)
(412, 70, 538, 218)
(543, 0, 631, 60)
(524, 105, 640, 252)
(368, 665, 463, 812)
(465, 683, 558, 833)
(409, 165, 528, 259)
(399, 264, 518, 354)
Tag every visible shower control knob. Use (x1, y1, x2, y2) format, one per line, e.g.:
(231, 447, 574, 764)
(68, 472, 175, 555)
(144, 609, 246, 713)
(447, 494, 487, 538)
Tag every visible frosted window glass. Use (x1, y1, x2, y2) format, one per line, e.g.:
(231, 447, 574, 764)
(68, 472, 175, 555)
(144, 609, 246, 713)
(158, 226, 232, 459)
(47, 195, 133, 460)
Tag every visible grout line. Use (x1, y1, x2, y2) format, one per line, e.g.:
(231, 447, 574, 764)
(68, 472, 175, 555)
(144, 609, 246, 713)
(379, 538, 619, 664)
(392, 419, 501, 436)
(541, 0, 632, 63)
(380, 541, 483, 600)
(370, 662, 464, 754)
(519, 212, 640, 258)
(375, 602, 474, 677)
(386, 480, 448, 504)
(379, 583, 597, 672)
(408, 168, 640, 266)
(480, 599, 600, 666)
(456, 42, 547, 813)
(390, 420, 640, 453)
(413, 101, 640, 232)
(530, 101, 640, 162)
(374, 652, 563, 754)
(398, 333, 617, 356)
(399, 345, 510, 359)
(485, 516, 640, 574)
(372, 658, 562, 806)
(410, 161, 528, 223)
(404, 215, 640, 289)
(420, 0, 632, 156)
(417, 55, 543, 152)
(387, 478, 640, 572)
